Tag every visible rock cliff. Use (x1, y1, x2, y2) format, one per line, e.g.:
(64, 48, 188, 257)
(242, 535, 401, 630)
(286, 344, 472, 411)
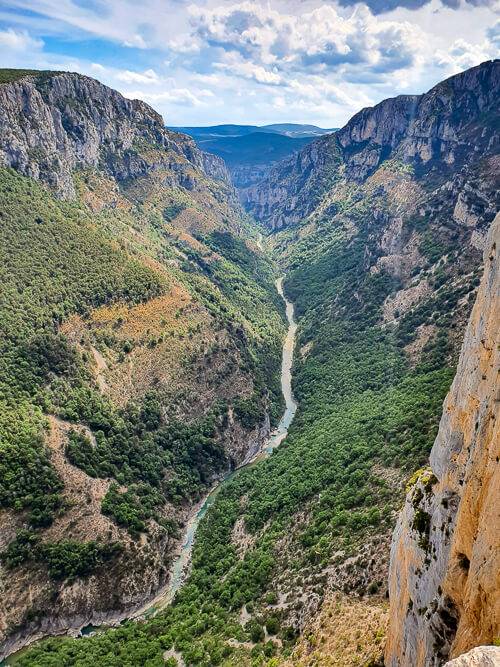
(245, 59, 499, 231)
(0, 69, 230, 198)
(444, 646, 500, 666)
(385, 213, 499, 666)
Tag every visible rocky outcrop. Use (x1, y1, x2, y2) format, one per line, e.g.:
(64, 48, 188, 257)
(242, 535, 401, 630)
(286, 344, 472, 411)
(444, 646, 500, 666)
(245, 60, 499, 230)
(241, 132, 340, 229)
(0, 70, 229, 198)
(385, 213, 499, 666)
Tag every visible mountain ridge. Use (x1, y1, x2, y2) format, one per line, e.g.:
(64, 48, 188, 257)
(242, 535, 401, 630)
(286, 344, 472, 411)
(0, 69, 231, 199)
(244, 59, 499, 230)
(170, 123, 335, 138)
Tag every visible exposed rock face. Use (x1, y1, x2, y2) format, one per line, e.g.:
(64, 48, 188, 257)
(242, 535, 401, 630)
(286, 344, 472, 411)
(0, 70, 229, 198)
(385, 213, 500, 666)
(231, 164, 272, 190)
(444, 646, 500, 666)
(242, 132, 341, 229)
(245, 60, 499, 231)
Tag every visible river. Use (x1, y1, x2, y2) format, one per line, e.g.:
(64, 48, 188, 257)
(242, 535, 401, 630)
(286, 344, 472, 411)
(128, 275, 297, 616)
(3, 275, 297, 663)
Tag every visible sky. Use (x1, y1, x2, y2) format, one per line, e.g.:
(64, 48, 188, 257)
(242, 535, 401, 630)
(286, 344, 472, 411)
(0, 0, 498, 127)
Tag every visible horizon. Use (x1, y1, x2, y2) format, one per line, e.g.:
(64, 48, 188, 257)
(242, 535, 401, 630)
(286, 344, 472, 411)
(168, 122, 336, 129)
(0, 0, 497, 127)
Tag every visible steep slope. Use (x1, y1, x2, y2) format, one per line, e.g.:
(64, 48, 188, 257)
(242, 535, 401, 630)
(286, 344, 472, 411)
(385, 213, 499, 665)
(245, 59, 499, 231)
(0, 69, 284, 658)
(0, 69, 231, 199)
(236, 59, 498, 664)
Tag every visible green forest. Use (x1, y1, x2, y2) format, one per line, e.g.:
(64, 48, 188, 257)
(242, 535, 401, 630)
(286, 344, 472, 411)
(0, 167, 284, 587)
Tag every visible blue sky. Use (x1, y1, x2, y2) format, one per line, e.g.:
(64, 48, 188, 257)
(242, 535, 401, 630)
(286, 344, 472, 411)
(0, 0, 497, 127)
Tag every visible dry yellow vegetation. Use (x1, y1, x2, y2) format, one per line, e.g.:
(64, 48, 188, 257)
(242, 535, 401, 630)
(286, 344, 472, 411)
(284, 593, 387, 667)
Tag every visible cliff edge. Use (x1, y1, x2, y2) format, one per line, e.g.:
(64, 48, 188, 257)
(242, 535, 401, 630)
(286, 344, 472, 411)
(385, 212, 499, 666)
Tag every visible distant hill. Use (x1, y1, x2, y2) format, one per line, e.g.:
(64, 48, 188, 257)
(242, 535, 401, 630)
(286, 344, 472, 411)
(171, 123, 337, 188)
(173, 124, 265, 138)
(262, 123, 336, 137)
(171, 123, 335, 139)
(192, 132, 313, 167)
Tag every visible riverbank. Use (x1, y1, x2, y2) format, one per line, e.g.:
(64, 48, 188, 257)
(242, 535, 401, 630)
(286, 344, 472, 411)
(124, 275, 298, 618)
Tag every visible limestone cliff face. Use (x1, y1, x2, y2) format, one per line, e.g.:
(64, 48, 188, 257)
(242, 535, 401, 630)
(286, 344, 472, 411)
(242, 133, 341, 229)
(245, 60, 499, 231)
(444, 646, 500, 666)
(385, 213, 500, 666)
(0, 70, 229, 198)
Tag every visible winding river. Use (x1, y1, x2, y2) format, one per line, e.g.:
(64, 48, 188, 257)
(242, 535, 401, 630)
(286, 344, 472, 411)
(3, 275, 297, 663)
(130, 275, 298, 617)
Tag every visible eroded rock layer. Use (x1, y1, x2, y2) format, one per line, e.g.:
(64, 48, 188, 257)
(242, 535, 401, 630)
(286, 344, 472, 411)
(385, 213, 499, 666)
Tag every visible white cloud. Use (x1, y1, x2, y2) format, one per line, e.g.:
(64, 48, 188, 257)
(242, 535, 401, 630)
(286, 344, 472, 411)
(123, 34, 148, 49)
(437, 37, 498, 72)
(0, 0, 497, 127)
(116, 68, 161, 84)
(123, 87, 215, 107)
(0, 28, 43, 52)
(188, 2, 426, 77)
(166, 34, 202, 54)
(214, 55, 283, 84)
(286, 76, 372, 109)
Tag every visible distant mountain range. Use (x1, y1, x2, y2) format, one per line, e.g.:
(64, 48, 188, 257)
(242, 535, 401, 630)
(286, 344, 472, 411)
(171, 123, 336, 138)
(170, 123, 337, 188)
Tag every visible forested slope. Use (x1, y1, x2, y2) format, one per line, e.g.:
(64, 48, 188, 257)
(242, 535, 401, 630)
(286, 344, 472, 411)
(0, 69, 284, 658)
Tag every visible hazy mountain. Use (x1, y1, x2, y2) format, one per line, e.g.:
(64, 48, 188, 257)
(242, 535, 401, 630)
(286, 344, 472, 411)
(171, 123, 335, 138)
(171, 123, 337, 188)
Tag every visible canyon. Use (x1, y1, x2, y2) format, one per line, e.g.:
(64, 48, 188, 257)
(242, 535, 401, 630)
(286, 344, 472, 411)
(0, 60, 498, 666)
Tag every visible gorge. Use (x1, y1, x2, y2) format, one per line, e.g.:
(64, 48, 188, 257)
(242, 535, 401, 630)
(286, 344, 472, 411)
(0, 59, 498, 667)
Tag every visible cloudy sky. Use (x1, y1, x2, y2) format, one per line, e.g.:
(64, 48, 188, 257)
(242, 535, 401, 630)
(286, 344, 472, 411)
(0, 0, 498, 127)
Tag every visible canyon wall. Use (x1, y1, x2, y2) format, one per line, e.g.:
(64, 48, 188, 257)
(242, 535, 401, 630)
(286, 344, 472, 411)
(244, 59, 499, 232)
(385, 213, 499, 666)
(0, 70, 230, 198)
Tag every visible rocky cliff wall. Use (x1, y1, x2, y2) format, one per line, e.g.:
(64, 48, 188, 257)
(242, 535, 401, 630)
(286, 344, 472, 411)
(385, 212, 499, 666)
(0, 70, 229, 198)
(444, 646, 500, 666)
(245, 59, 499, 230)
